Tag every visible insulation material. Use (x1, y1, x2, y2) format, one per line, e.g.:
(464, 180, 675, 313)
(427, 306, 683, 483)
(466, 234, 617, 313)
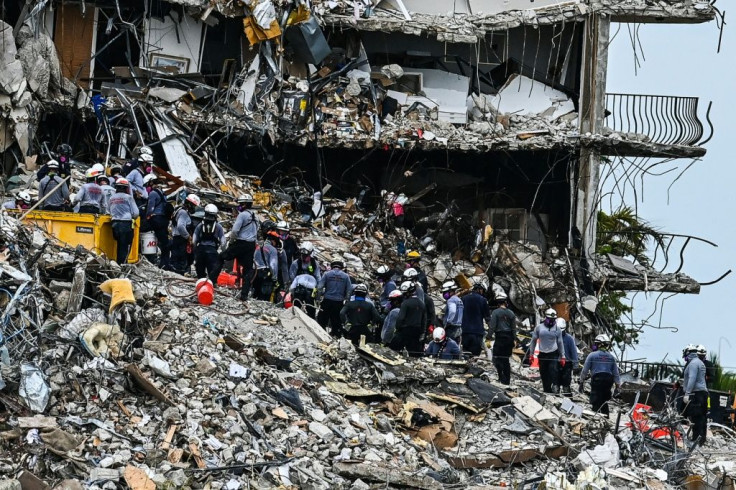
(152, 120, 201, 183)
(490, 74, 575, 121)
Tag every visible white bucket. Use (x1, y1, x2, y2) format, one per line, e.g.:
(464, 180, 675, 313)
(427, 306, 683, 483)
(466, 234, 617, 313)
(141, 231, 159, 255)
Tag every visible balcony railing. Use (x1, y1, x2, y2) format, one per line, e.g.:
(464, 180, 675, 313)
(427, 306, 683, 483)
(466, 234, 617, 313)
(604, 93, 713, 147)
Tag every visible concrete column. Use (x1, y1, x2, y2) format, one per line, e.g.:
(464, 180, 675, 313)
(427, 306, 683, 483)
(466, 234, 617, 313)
(576, 14, 610, 260)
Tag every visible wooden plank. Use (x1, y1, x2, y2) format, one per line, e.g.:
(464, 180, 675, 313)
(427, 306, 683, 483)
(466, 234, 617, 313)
(189, 443, 206, 469)
(126, 364, 175, 406)
(426, 393, 483, 414)
(161, 425, 177, 450)
(18, 416, 58, 429)
(123, 465, 156, 490)
(116, 400, 133, 418)
(167, 448, 184, 464)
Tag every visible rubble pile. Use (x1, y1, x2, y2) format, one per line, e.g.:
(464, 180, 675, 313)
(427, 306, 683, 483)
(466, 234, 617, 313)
(0, 200, 732, 489)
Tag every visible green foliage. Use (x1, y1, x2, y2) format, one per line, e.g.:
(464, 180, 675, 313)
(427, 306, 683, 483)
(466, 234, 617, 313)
(709, 353, 736, 392)
(594, 207, 665, 346)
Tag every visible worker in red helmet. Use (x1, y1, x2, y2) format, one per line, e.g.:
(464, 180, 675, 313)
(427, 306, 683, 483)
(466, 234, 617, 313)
(425, 327, 462, 360)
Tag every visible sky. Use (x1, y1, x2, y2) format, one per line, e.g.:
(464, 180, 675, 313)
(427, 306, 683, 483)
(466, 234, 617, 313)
(605, 16, 734, 368)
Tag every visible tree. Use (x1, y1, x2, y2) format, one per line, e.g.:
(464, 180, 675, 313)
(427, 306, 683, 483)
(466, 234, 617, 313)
(595, 207, 666, 345)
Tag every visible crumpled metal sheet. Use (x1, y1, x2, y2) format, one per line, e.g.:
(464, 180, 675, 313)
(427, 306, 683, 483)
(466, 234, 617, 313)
(19, 363, 50, 413)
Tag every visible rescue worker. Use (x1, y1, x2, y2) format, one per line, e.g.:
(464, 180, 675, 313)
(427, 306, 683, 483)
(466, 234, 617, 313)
(220, 194, 259, 300)
(170, 194, 200, 275)
(381, 290, 403, 345)
(289, 242, 320, 282)
(192, 204, 225, 283)
(402, 268, 425, 303)
(108, 178, 139, 264)
(579, 334, 620, 415)
(253, 231, 289, 302)
(289, 273, 318, 318)
(390, 281, 426, 355)
(696, 345, 715, 389)
(38, 160, 70, 211)
(37, 144, 72, 181)
(73, 169, 105, 214)
(682, 343, 708, 445)
(441, 280, 463, 343)
(559, 319, 578, 396)
(2, 191, 32, 210)
(423, 293, 437, 337)
(425, 327, 462, 360)
(460, 283, 491, 357)
(276, 221, 298, 265)
(110, 165, 125, 186)
(405, 250, 428, 292)
(340, 284, 382, 345)
(97, 175, 115, 213)
(530, 309, 566, 394)
(376, 265, 397, 313)
(489, 296, 516, 385)
(143, 174, 171, 269)
(126, 154, 150, 206)
(316, 260, 351, 337)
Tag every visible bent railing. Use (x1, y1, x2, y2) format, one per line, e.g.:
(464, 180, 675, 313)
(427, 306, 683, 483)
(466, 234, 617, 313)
(604, 93, 712, 146)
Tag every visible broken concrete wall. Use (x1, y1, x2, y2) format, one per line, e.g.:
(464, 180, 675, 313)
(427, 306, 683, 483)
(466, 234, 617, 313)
(142, 12, 205, 73)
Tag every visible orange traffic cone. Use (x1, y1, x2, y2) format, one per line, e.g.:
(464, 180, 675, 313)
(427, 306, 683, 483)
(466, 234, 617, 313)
(530, 344, 540, 369)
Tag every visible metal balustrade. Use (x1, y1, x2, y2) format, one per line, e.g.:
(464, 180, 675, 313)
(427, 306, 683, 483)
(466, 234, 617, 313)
(604, 93, 713, 147)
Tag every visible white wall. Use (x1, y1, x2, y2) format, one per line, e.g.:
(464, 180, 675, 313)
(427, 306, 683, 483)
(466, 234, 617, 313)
(142, 13, 203, 73)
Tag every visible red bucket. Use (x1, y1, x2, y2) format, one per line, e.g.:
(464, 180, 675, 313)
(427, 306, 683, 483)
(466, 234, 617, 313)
(217, 272, 237, 288)
(195, 278, 214, 305)
(284, 292, 293, 309)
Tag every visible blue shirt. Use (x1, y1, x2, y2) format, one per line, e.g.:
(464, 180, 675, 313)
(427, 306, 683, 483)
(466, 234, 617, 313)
(193, 222, 225, 249)
(381, 308, 400, 344)
(74, 182, 104, 211)
(580, 350, 620, 384)
(146, 188, 167, 217)
(172, 208, 191, 238)
(683, 354, 707, 393)
(444, 295, 463, 326)
(530, 322, 564, 356)
(425, 339, 462, 360)
(126, 168, 148, 199)
(231, 210, 258, 241)
(379, 280, 397, 311)
(39, 175, 69, 207)
(460, 293, 490, 335)
(562, 332, 578, 363)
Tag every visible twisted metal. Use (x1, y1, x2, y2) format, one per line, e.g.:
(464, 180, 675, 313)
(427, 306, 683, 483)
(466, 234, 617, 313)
(605, 93, 710, 146)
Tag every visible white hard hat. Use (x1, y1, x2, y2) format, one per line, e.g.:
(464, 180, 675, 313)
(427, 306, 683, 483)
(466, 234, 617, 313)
(139, 153, 154, 163)
(300, 242, 314, 254)
(544, 308, 558, 319)
(185, 194, 201, 207)
(441, 280, 457, 293)
(138, 146, 153, 156)
(388, 289, 403, 299)
(376, 265, 391, 276)
(399, 281, 415, 295)
(85, 168, 99, 179)
(556, 318, 567, 331)
(402, 268, 418, 281)
(17, 191, 31, 203)
(92, 163, 105, 174)
(47, 160, 59, 169)
(238, 194, 254, 203)
(276, 220, 289, 231)
(433, 327, 446, 342)
(696, 344, 707, 356)
(683, 343, 698, 355)
(595, 334, 612, 345)
(143, 174, 158, 185)
(204, 204, 218, 214)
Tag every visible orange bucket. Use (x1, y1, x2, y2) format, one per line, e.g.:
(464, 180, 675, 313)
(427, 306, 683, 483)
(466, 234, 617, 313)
(217, 272, 237, 288)
(195, 278, 214, 305)
(284, 292, 293, 309)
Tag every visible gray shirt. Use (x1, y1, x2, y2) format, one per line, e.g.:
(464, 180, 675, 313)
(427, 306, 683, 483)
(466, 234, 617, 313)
(74, 182, 105, 211)
(193, 222, 225, 249)
(172, 208, 191, 238)
(38, 175, 69, 208)
(108, 192, 139, 221)
(381, 308, 400, 344)
(683, 354, 708, 394)
(530, 322, 565, 357)
(100, 185, 115, 213)
(254, 242, 289, 285)
(231, 210, 259, 242)
(490, 307, 516, 337)
(318, 268, 351, 302)
(290, 274, 318, 292)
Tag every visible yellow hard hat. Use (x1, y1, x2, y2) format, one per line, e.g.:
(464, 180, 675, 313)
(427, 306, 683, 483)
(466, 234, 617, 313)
(407, 250, 421, 260)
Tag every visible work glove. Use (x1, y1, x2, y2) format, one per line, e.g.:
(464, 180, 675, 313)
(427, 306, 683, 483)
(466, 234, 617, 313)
(485, 339, 492, 349)
(559, 358, 566, 367)
(683, 394, 690, 404)
(344, 323, 352, 332)
(311, 288, 317, 298)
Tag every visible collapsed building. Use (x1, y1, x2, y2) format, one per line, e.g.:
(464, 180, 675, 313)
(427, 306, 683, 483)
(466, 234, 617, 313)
(0, 0, 731, 488)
